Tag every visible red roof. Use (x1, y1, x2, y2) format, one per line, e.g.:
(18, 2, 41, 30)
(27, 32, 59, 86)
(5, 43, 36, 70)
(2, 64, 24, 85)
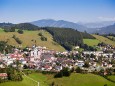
(0, 73, 7, 77)
(10, 54, 23, 58)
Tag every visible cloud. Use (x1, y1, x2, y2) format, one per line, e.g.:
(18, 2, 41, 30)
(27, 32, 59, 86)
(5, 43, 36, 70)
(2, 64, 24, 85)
(98, 16, 115, 21)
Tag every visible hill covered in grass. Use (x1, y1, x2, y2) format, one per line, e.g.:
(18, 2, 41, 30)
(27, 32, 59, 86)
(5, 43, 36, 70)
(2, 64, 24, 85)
(0, 23, 96, 51)
(0, 73, 115, 86)
(0, 28, 65, 52)
(93, 34, 115, 47)
(47, 73, 115, 86)
(0, 73, 48, 86)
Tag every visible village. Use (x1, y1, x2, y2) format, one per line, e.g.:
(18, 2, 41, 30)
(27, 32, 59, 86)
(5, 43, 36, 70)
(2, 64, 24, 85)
(0, 44, 115, 76)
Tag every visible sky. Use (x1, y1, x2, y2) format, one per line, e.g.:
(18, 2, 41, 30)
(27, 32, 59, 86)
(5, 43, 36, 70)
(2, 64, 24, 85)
(0, 0, 115, 23)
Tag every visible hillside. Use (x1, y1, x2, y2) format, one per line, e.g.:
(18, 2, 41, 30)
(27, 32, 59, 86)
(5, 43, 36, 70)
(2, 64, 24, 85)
(0, 28, 65, 52)
(44, 27, 95, 50)
(47, 73, 115, 86)
(44, 27, 83, 50)
(93, 34, 115, 47)
(0, 73, 48, 86)
(15, 23, 40, 30)
(0, 23, 14, 28)
(0, 73, 115, 86)
(0, 23, 95, 50)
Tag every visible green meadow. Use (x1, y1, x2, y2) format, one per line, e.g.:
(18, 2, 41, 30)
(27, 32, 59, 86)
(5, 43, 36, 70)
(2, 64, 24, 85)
(108, 75, 115, 82)
(93, 35, 115, 47)
(0, 73, 115, 86)
(83, 39, 100, 46)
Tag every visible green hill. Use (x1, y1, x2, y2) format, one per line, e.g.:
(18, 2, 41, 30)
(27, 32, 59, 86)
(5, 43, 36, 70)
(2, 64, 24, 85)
(0, 73, 48, 86)
(93, 34, 115, 47)
(0, 73, 115, 86)
(0, 28, 65, 52)
(47, 73, 115, 86)
(0, 23, 95, 51)
(108, 75, 115, 82)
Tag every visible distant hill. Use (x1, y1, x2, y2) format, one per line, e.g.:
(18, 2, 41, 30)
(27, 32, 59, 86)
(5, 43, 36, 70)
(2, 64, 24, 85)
(31, 19, 87, 32)
(0, 23, 14, 28)
(94, 23, 115, 34)
(0, 23, 40, 30)
(15, 23, 40, 30)
(81, 21, 115, 28)
(1, 20, 115, 34)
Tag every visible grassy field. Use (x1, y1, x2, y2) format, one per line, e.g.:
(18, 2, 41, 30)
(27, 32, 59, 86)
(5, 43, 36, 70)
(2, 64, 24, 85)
(108, 75, 115, 82)
(47, 73, 115, 86)
(107, 36, 114, 38)
(83, 39, 100, 46)
(107, 36, 115, 41)
(93, 35, 115, 47)
(0, 28, 65, 52)
(0, 73, 115, 86)
(0, 73, 48, 86)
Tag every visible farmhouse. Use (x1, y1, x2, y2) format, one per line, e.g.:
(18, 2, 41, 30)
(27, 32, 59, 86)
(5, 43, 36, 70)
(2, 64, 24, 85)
(0, 73, 8, 79)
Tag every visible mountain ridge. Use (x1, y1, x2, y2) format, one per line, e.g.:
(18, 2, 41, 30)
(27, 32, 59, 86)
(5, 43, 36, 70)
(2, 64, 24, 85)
(94, 23, 115, 34)
(31, 19, 87, 32)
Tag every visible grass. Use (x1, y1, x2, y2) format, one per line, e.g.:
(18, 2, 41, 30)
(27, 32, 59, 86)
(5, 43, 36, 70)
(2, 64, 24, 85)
(47, 73, 115, 86)
(0, 28, 5, 33)
(83, 39, 100, 46)
(107, 36, 113, 38)
(1, 73, 115, 86)
(107, 36, 115, 41)
(0, 28, 65, 52)
(108, 75, 115, 82)
(0, 73, 48, 86)
(93, 35, 115, 47)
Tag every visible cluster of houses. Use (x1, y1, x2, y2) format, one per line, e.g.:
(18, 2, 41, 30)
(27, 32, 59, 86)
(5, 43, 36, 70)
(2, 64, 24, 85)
(0, 45, 115, 74)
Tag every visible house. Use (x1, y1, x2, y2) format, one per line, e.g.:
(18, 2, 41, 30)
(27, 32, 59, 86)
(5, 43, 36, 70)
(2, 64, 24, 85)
(74, 46, 80, 49)
(0, 73, 8, 79)
(55, 66, 62, 71)
(75, 60, 84, 67)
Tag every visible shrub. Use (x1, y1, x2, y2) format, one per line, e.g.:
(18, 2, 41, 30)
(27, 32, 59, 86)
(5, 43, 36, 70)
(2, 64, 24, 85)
(4, 27, 15, 32)
(14, 37, 22, 44)
(104, 84, 107, 86)
(76, 67, 82, 73)
(61, 67, 71, 76)
(0, 78, 4, 83)
(38, 33, 43, 36)
(54, 71, 63, 78)
(41, 36, 47, 41)
(9, 73, 23, 81)
(17, 29, 23, 34)
(12, 35, 22, 44)
(83, 61, 90, 68)
(54, 67, 71, 78)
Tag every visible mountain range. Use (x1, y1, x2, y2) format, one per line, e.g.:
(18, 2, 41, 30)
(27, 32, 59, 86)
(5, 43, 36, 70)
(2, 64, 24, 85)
(94, 23, 115, 34)
(0, 19, 115, 34)
(30, 19, 87, 32)
(79, 21, 115, 28)
(31, 19, 115, 34)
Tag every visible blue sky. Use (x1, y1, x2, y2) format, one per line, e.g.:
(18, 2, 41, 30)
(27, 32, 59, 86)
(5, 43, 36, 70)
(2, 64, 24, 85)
(0, 0, 115, 23)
